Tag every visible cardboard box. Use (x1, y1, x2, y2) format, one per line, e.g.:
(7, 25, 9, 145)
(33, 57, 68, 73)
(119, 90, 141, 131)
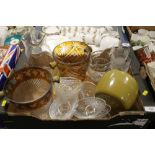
(0, 44, 20, 90)
(126, 26, 155, 91)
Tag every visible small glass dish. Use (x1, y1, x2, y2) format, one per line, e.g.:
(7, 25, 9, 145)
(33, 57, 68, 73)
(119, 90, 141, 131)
(74, 97, 111, 119)
(56, 77, 82, 97)
(49, 97, 77, 120)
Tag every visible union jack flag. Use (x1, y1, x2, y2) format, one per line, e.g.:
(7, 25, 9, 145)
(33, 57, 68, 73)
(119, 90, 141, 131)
(0, 44, 20, 77)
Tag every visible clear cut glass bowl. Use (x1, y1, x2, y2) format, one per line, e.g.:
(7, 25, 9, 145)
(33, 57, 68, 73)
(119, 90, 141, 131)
(74, 97, 111, 119)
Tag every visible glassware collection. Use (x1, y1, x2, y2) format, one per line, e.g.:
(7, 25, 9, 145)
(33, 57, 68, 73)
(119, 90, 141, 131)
(0, 26, 140, 120)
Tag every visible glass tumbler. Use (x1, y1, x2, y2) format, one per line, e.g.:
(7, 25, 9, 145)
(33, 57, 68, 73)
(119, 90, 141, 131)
(26, 27, 45, 63)
(110, 47, 131, 72)
(87, 49, 111, 83)
(78, 81, 96, 100)
(49, 77, 82, 120)
(30, 27, 45, 46)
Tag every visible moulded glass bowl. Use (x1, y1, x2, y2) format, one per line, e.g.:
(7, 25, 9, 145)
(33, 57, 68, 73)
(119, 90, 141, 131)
(74, 97, 111, 119)
(49, 97, 77, 120)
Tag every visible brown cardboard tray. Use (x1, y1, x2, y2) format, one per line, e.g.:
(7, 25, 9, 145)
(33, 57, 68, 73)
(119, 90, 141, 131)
(6, 95, 144, 121)
(6, 73, 145, 121)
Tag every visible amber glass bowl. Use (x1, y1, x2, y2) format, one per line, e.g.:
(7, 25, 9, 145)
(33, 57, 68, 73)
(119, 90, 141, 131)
(53, 41, 92, 80)
(4, 67, 53, 111)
